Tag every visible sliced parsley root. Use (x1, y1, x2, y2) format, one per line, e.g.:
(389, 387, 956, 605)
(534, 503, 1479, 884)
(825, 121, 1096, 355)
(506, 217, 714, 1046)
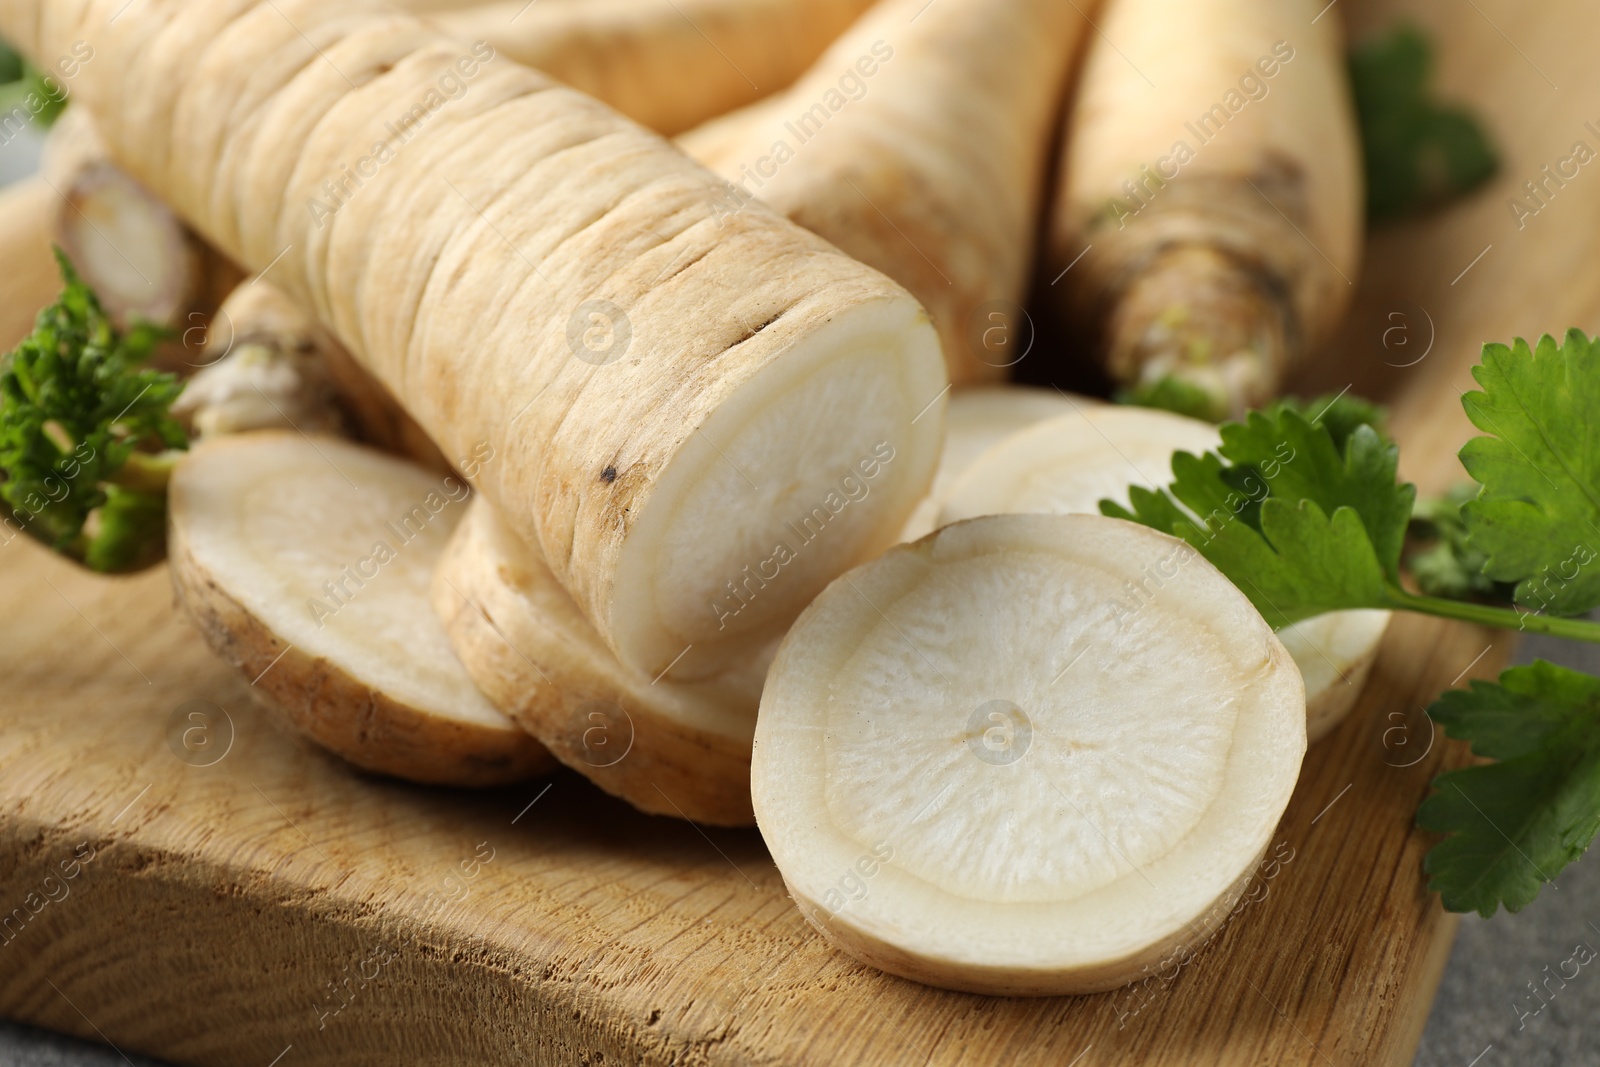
(0, 251, 185, 572)
(1108, 331, 1600, 915)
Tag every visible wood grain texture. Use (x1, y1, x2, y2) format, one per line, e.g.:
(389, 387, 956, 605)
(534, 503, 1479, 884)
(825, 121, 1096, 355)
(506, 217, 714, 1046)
(0, 531, 1503, 1067)
(1, 0, 1593, 1061)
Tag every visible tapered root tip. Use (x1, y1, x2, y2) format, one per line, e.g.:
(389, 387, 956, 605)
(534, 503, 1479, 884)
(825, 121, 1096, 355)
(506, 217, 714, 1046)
(1105, 246, 1290, 420)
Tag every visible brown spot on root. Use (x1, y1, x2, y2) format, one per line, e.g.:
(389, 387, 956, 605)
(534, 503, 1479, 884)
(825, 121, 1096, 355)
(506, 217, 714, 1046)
(600, 466, 617, 484)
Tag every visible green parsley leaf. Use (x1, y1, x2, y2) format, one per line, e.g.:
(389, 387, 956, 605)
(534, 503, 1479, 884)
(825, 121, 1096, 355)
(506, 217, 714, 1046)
(1407, 484, 1512, 601)
(1350, 24, 1498, 221)
(0, 37, 22, 85)
(0, 63, 70, 129)
(1419, 661, 1600, 917)
(1459, 331, 1600, 617)
(1269, 392, 1390, 455)
(0, 250, 185, 571)
(1104, 404, 1415, 627)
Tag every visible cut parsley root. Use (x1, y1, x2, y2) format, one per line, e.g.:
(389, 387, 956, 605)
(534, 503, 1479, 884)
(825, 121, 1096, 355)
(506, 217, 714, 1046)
(677, 0, 1091, 385)
(437, 0, 877, 137)
(433, 497, 764, 825)
(753, 514, 1306, 994)
(168, 431, 553, 787)
(899, 386, 1098, 542)
(1, 0, 947, 682)
(939, 406, 1390, 741)
(1050, 0, 1361, 417)
(41, 108, 208, 331)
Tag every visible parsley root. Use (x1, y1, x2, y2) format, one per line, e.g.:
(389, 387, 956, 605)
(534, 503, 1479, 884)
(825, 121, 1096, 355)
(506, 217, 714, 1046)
(168, 431, 553, 786)
(434, 497, 764, 825)
(1049, 0, 1362, 417)
(753, 513, 1305, 993)
(0, 0, 947, 681)
(677, 0, 1092, 385)
(436, 0, 878, 136)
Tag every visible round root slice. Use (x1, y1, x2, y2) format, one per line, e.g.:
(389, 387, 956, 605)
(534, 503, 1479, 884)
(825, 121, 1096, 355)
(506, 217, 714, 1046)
(1278, 610, 1391, 741)
(754, 514, 1306, 995)
(434, 497, 764, 826)
(938, 405, 1222, 528)
(41, 106, 201, 330)
(900, 386, 1099, 541)
(168, 431, 553, 787)
(940, 405, 1390, 741)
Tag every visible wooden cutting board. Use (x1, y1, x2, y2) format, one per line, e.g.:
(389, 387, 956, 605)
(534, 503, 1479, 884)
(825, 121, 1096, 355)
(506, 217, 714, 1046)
(1, 0, 1595, 1063)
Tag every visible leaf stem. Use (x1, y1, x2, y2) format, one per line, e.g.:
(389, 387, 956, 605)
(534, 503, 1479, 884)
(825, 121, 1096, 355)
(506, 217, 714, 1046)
(1381, 585, 1600, 643)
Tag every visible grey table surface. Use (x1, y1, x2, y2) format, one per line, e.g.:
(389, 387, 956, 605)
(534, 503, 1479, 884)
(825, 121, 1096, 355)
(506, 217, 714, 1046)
(2, 106, 1596, 1067)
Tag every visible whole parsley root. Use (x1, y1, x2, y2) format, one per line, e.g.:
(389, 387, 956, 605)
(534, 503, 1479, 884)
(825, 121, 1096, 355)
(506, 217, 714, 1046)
(0, 252, 185, 573)
(1111, 330, 1600, 916)
(1048, 0, 1362, 419)
(438, 0, 878, 137)
(677, 0, 1090, 386)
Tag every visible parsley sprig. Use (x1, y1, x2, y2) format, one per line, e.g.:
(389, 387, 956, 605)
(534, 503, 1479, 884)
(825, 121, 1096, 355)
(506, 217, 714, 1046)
(1107, 330, 1600, 916)
(1350, 24, 1498, 221)
(0, 251, 185, 572)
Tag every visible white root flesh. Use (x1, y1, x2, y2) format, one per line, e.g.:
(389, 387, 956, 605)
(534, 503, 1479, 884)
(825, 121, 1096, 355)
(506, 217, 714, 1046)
(433, 497, 764, 825)
(753, 513, 1306, 994)
(900, 386, 1099, 542)
(436, 0, 877, 137)
(939, 405, 1389, 740)
(168, 431, 553, 787)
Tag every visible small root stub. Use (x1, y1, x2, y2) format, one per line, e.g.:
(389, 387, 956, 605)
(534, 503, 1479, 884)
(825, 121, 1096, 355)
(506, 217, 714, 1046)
(1106, 245, 1291, 420)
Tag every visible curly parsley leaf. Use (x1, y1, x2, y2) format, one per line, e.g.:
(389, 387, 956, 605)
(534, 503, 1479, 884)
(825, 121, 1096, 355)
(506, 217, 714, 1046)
(1458, 331, 1600, 617)
(0, 250, 185, 571)
(1419, 662, 1600, 917)
(1350, 24, 1498, 221)
(1104, 403, 1414, 627)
